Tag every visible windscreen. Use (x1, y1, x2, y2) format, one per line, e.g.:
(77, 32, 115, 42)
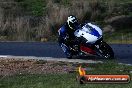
(82, 24, 93, 33)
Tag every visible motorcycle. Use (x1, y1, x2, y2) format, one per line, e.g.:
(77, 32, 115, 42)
(67, 22, 114, 59)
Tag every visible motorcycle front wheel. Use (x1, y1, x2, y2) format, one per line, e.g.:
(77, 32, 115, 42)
(96, 41, 114, 59)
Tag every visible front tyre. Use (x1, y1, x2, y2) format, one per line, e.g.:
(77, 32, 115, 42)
(97, 41, 114, 59)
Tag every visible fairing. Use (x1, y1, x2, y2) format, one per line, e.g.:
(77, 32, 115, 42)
(74, 23, 102, 43)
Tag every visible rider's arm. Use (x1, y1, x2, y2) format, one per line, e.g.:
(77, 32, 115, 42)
(58, 26, 68, 43)
(58, 28, 67, 38)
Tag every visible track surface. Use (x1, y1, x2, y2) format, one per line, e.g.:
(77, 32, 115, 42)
(0, 42, 131, 64)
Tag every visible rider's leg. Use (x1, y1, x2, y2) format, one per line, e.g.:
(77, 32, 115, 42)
(60, 43, 72, 58)
(58, 37, 72, 58)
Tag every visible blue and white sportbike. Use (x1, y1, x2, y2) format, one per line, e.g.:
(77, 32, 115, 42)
(72, 22, 114, 59)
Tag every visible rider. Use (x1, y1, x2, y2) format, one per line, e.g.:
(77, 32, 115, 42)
(58, 15, 80, 58)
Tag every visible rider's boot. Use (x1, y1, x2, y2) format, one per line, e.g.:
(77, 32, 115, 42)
(66, 52, 72, 59)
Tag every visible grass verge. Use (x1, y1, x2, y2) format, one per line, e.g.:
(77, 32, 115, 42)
(0, 60, 132, 88)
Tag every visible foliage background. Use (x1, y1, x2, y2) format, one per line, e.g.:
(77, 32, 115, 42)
(0, 0, 132, 42)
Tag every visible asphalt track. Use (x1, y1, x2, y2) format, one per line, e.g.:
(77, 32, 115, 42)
(0, 42, 131, 64)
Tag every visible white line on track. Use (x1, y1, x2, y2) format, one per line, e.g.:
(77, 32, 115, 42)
(0, 55, 8, 57)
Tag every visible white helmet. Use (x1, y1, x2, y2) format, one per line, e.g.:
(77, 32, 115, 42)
(67, 15, 78, 30)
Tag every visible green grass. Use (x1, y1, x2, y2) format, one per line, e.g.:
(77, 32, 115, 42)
(0, 61, 132, 88)
(0, 74, 131, 88)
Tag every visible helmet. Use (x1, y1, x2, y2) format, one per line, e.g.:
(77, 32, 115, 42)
(67, 15, 79, 30)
